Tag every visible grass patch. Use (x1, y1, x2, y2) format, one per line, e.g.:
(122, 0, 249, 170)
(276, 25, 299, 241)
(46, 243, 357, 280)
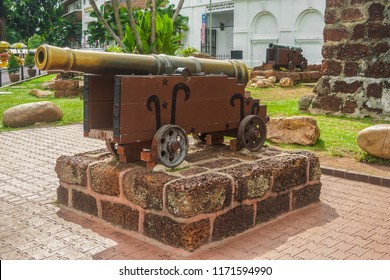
(250, 84, 390, 165)
(0, 74, 83, 131)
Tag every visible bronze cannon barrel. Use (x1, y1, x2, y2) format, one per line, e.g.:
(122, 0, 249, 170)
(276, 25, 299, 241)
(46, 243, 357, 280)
(35, 44, 249, 84)
(268, 43, 302, 51)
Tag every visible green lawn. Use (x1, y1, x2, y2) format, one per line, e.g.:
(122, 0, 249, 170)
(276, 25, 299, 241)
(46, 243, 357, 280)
(250, 85, 390, 164)
(0, 75, 83, 131)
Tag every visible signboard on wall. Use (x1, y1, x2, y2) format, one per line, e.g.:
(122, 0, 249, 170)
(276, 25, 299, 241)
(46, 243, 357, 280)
(201, 14, 207, 44)
(207, 1, 234, 12)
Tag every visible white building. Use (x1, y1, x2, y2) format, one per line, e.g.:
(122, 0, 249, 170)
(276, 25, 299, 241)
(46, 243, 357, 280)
(171, 0, 325, 67)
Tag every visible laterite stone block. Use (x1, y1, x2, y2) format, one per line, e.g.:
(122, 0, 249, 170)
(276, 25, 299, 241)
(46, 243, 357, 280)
(166, 173, 232, 218)
(288, 151, 321, 181)
(334, 80, 363, 94)
(221, 162, 271, 202)
(197, 158, 241, 169)
(101, 201, 138, 231)
(269, 155, 307, 192)
(123, 168, 178, 210)
(143, 214, 210, 251)
(179, 167, 208, 177)
(90, 161, 129, 196)
(56, 185, 68, 206)
(55, 149, 109, 186)
(256, 194, 290, 224)
(72, 189, 98, 216)
(212, 205, 254, 241)
(292, 184, 322, 210)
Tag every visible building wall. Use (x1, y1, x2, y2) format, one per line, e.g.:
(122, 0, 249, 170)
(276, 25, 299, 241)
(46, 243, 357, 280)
(173, 0, 325, 66)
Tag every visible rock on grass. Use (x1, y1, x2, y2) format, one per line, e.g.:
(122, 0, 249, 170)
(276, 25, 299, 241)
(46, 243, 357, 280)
(2, 101, 63, 128)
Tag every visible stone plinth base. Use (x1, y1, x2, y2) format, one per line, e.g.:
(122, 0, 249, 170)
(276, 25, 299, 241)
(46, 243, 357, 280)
(55, 145, 321, 252)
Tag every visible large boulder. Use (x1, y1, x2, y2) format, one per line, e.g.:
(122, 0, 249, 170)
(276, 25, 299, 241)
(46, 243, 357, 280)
(279, 77, 294, 87)
(249, 75, 275, 88)
(2, 101, 63, 128)
(45, 79, 83, 98)
(357, 124, 390, 159)
(267, 116, 320, 146)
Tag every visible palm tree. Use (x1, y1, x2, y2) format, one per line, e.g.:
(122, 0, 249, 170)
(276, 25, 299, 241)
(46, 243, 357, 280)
(90, 0, 128, 51)
(125, 0, 144, 53)
(150, 0, 156, 53)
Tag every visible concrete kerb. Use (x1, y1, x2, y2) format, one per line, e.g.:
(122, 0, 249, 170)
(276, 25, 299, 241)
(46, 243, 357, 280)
(321, 166, 390, 188)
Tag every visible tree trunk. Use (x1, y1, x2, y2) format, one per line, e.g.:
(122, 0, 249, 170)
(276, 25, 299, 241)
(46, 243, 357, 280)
(125, 0, 144, 53)
(172, 0, 185, 23)
(0, 0, 6, 41)
(90, 0, 128, 52)
(110, 0, 124, 40)
(150, 0, 156, 53)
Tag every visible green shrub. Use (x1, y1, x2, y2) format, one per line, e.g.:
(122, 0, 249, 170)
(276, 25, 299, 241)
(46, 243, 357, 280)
(178, 46, 199, 57)
(7, 53, 20, 74)
(106, 45, 124, 53)
(24, 53, 35, 68)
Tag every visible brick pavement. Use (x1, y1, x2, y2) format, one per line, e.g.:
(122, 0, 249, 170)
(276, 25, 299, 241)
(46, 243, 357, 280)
(0, 124, 390, 260)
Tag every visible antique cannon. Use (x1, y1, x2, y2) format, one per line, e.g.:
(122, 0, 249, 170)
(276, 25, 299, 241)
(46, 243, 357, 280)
(266, 43, 307, 71)
(35, 45, 268, 168)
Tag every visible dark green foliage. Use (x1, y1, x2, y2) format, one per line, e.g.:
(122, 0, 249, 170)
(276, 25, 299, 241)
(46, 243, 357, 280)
(123, 10, 181, 54)
(27, 34, 45, 49)
(4, 0, 63, 43)
(4, 0, 80, 47)
(24, 53, 34, 68)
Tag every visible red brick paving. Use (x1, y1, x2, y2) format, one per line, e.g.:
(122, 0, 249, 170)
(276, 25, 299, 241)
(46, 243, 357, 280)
(0, 124, 390, 260)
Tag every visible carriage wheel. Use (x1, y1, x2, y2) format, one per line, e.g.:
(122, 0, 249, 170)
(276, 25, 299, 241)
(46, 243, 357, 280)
(106, 141, 118, 157)
(288, 61, 295, 71)
(151, 124, 189, 168)
(237, 115, 267, 152)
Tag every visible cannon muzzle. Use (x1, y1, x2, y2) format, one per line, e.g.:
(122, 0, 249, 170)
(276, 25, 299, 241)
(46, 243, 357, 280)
(35, 44, 249, 84)
(268, 43, 302, 52)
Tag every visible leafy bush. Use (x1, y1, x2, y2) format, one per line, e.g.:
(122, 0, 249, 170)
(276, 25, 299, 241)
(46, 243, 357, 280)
(28, 34, 44, 49)
(123, 11, 181, 55)
(178, 46, 199, 57)
(106, 45, 124, 53)
(24, 53, 35, 68)
(7, 54, 20, 74)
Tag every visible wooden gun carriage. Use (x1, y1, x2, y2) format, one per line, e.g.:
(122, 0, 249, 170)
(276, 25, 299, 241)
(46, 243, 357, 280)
(35, 45, 268, 168)
(266, 43, 307, 71)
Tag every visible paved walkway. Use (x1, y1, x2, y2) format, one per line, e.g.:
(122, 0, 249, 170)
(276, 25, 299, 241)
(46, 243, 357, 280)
(0, 124, 389, 260)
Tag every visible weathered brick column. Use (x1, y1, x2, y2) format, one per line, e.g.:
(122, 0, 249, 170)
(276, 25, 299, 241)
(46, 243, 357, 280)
(309, 0, 390, 119)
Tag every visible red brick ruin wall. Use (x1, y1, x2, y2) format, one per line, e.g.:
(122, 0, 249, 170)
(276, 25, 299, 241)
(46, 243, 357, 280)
(309, 0, 390, 119)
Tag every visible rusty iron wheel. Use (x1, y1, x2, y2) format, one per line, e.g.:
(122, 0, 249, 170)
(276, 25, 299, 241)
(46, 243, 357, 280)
(288, 61, 295, 71)
(237, 115, 267, 152)
(151, 124, 189, 168)
(106, 141, 119, 158)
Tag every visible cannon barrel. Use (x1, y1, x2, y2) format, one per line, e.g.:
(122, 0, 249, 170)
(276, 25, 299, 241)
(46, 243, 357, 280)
(35, 44, 249, 84)
(268, 43, 302, 51)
